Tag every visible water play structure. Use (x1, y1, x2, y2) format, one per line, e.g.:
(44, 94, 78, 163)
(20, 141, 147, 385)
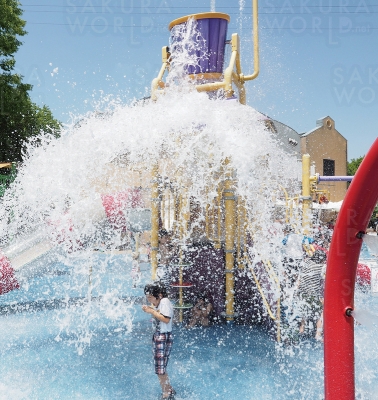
(0, 1, 378, 399)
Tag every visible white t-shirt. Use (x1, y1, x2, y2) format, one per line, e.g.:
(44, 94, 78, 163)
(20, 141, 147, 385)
(156, 297, 173, 333)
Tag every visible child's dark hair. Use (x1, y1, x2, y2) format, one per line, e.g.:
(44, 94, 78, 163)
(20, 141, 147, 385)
(158, 229, 168, 238)
(144, 282, 167, 298)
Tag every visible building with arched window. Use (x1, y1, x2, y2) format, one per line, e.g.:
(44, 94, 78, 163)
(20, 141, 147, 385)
(265, 115, 348, 202)
(300, 116, 348, 202)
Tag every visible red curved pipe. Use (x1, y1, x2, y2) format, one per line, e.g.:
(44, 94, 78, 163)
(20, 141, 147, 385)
(324, 138, 378, 399)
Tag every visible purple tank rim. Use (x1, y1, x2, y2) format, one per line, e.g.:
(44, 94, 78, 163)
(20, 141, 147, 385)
(168, 12, 230, 31)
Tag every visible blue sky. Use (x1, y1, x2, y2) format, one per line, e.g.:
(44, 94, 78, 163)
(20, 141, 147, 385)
(15, 0, 378, 160)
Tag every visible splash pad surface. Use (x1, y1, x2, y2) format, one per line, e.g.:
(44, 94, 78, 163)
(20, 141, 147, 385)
(0, 253, 324, 400)
(1, 251, 378, 399)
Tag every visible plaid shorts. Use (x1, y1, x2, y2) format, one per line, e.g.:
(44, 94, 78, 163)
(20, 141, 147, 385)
(153, 331, 173, 375)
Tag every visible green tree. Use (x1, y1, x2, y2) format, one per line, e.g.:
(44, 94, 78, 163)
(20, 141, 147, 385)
(0, 0, 60, 162)
(347, 156, 364, 176)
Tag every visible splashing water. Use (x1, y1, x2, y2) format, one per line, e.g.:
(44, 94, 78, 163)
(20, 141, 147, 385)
(1, 16, 378, 400)
(0, 16, 316, 397)
(0, 43, 299, 355)
(352, 308, 378, 328)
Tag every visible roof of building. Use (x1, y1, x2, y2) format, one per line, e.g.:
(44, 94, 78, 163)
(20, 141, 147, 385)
(300, 116, 347, 141)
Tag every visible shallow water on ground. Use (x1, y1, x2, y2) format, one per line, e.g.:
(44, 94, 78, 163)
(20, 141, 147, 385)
(1, 253, 378, 399)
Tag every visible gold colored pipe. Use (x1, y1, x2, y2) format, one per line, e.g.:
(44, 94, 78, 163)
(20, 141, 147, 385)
(196, 81, 226, 93)
(223, 50, 238, 96)
(243, 0, 260, 82)
(249, 257, 281, 341)
(249, 266, 276, 320)
(151, 46, 170, 101)
(215, 181, 222, 249)
(232, 71, 246, 105)
(224, 159, 236, 323)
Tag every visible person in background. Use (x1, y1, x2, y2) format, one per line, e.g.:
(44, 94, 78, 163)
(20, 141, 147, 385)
(297, 249, 327, 341)
(142, 282, 176, 400)
(186, 294, 213, 328)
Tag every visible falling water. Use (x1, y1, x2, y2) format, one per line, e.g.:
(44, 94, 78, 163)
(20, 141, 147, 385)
(351, 308, 378, 328)
(210, 0, 216, 12)
(0, 13, 378, 400)
(0, 20, 298, 355)
(239, 0, 246, 32)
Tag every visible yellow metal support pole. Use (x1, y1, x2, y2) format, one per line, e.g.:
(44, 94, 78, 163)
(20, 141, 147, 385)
(223, 49, 237, 98)
(196, 81, 226, 93)
(151, 165, 160, 280)
(151, 46, 170, 101)
(249, 267, 276, 320)
(242, 0, 260, 82)
(302, 154, 311, 235)
(214, 181, 223, 249)
(224, 159, 236, 323)
(238, 198, 247, 269)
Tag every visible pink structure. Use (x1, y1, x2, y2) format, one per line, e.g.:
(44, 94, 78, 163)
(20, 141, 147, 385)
(324, 138, 378, 399)
(0, 253, 19, 295)
(101, 189, 143, 230)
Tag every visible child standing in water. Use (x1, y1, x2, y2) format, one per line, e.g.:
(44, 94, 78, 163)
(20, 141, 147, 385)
(131, 252, 141, 288)
(142, 283, 175, 400)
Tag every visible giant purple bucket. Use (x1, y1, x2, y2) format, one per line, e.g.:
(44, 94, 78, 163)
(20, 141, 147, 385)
(169, 13, 230, 77)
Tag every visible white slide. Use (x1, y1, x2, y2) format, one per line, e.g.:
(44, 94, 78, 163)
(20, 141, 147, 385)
(2, 230, 53, 272)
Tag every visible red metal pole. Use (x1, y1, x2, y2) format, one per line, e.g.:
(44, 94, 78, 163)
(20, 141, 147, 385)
(324, 138, 378, 399)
